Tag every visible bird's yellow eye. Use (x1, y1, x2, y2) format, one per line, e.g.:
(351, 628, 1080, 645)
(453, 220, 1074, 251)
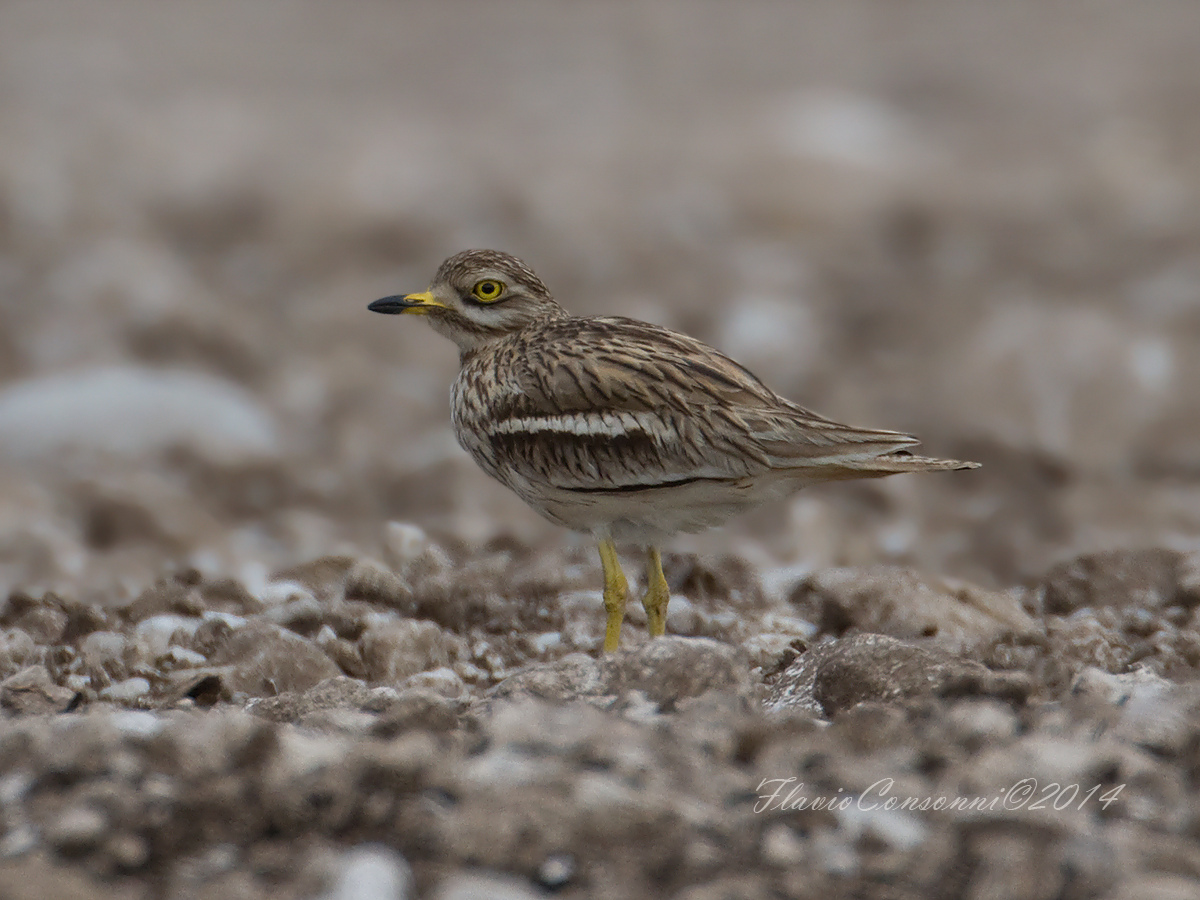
(471, 279, 506, 303)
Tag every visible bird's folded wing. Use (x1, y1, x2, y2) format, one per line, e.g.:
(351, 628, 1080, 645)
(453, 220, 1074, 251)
(467, 316, 918, 492)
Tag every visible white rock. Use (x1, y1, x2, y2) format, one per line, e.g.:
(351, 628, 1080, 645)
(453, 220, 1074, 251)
(100, 677, 151, 702)
(0, 771, 32, 806)
(202, 610, 247, 629)
(0, 628, 36, 668)
(529, 632, 563, 655)
(836, 801, 928, 852)
(111, 710, 166, 738)
(401, 666, 466, 699)
(80, 630, 126, 662)
(48, 805, 108, 851)
(264, 595, 323, 627)
(383, 522, 431, 571)
(321, 844, 413, 900)
(0, 823, 37, 858)
(162, 646, 208, 668)
(761, 823, 807, 866)
(257, 579, 315, 607)
(136, 614, 201, 656)
(0, 366, 279, 465)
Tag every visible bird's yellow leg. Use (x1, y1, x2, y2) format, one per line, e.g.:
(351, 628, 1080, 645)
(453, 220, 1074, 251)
(598, 539, 629, 652)
(643, 547, 670, 638)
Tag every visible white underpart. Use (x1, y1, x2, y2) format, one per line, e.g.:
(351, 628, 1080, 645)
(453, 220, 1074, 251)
(488, 411, 675, 441)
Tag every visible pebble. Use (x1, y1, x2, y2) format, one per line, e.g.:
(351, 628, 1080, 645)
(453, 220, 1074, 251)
(110, 710, 166, 739)
(47, 805, 108, 852)
(382, 522, 431, 571)
(162, 646, 208, 667)
(135, 614, 201, 656)
(100, 677, 151, 703)
(0, 823, 37, 858)
(320, 844, 414, 900)
(79, 630, 127, 662)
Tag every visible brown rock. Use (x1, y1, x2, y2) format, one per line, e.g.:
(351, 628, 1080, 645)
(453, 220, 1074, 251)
(0, 627, 37, 679)
(767, 634, 1031, 716)
(601, 636, 749, 708)
(0, 664, 79, 714)
(248, 675, 374, 722)
(1039, 549, 1183, 615)
(791, 565, 1036, 652)
(491, 637, 749, 708)
(358, 617, 461, 683)
(371, 687, 464, 736)
(5, 599, 68, 645)
(207, 621, 341, 696)
(125, 578, 203, 622)
(488, 653, 607, 702)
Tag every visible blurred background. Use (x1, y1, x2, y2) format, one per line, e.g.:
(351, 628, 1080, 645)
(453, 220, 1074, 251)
(2, 0, 1200, 603)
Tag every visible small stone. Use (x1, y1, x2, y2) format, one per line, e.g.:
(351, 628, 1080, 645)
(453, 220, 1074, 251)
(320, 844, 414, 900)
(535, 854, 574, 889)
(8, 605, 67, 645)
(322, 635, 369, 679)
(47, 805, 108, 853)
(1070, 666, 1190, 754)
(383, 522, 431, 571)
(99, 677, 151, 703)
(161, 646, 208, 668)
(0, 665, 78, 714)
(79, 631, 126, 663)
(0, 824, 37, 858)
(767, 634, 1031, 716)
(135, 614, 201, 656)
(792, 566, 1035, 652)
(601, 637, 750, 707)
(207, 621, 341, 696)
(257, 579, 315, 607)
(248, 675, 373, 723)
(358, 617, 459, 682)
(489, 653, 606, 702)
(263, 594, 324, 631)
(1039, 548, 1183, 615)
(345, 560, 412, 610)
(106, 832, 150, 871)
(400, 666, 466, 699)
(761, 824, 807, 866)
(371, 688, 462, 736)
(110, 710, 166, 739)
(0, 628, 36, 677)
(817, 634, 1030, 714)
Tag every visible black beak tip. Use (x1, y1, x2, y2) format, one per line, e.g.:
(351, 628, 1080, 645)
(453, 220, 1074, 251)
(368, 296, 407, 314)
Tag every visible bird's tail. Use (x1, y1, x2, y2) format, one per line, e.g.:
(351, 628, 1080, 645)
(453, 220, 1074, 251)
(852, 449, 980, 474)
(814, 448, 981, 481)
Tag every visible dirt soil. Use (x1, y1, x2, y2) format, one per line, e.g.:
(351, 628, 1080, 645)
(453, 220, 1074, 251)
(2, 3, 1200, 898)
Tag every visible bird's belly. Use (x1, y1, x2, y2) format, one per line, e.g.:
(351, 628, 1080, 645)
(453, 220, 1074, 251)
(510, 474, 793, 544)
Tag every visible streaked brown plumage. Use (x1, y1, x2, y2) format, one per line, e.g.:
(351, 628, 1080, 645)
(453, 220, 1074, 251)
(370, 249, 979, 650)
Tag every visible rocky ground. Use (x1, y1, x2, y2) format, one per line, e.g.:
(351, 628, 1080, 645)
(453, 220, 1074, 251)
(2, 2, 1200, 898)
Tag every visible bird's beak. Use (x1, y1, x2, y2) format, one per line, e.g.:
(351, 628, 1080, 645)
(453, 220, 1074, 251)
(368, 290, 447, 315)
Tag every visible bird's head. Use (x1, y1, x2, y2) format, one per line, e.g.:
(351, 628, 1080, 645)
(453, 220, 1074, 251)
(369, 249, 567, 354)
